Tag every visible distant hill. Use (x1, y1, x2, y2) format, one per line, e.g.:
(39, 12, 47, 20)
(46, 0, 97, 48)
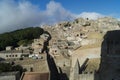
(0, 17, 120, 51)
(0, 27, 44, 51)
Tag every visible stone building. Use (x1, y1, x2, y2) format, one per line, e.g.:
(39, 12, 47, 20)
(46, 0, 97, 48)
(32, 38, 44, 54)
(49, 46, 61, 57)
(18, 54, 50, 80)
(70, 58, 100, 80)
(0, 50, 29, 59)
(31, 32, 51, 54)
(99, 30, 120, 80)
(6, 46, 13, 51)
(53, 53, 71, 80)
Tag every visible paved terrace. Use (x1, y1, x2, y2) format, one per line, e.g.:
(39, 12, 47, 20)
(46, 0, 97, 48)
(72, 47, 101, 67)
(18, 54, 50, 80)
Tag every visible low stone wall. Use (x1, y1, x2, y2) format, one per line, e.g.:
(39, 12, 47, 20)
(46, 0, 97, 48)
(79, 73, 94, 80)
(0, 72, 20, 80)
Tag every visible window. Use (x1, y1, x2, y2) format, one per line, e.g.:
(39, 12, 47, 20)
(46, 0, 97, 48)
(9, 55, 11, 57)
(30, 67, 33, 72)
(12, 55, 14, 57)
(55, 50, 57, 53)
(76, 34, 79, 36)
(90, 71, 93, 74)
(6, 55, 8, 57)
(80, 33, 83, 36)
(65, 46, 68, 49)
(15, 55, 17, 57)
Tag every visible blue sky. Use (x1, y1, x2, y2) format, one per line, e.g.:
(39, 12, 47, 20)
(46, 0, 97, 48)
(0, 0, 120, 33)
(23, 0, 120, 16)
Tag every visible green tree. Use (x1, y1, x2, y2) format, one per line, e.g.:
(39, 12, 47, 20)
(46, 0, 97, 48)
(0, 27, 44, 51)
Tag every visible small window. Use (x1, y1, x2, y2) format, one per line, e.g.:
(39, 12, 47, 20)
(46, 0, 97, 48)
(80, 33, 82, 36)
(12, 55, 14, 57)
(6, 55, 8, 57)
(90, 71, 93, 74)
(76, 34, 79, 36)
(65, 46, 68, 49)
(15, 55, 17, 57)
(9, 55, 11, 57)
(30, 67, 33, 72)
(55, 50, 57, 53)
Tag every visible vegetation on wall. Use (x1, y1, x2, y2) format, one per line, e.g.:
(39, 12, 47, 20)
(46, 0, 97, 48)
(0, 62, 24, 74)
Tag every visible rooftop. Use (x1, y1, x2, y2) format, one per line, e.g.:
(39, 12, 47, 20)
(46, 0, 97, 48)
(20, 54, 50, 80)
(15, 54, 49, 73)
(22, 72, 49, 80)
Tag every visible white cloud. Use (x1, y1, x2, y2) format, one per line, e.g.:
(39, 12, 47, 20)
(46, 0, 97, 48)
(117, 18, 120, 21)
(76, 12, 104, 20)
(0, 0, 104, 33)
(0, 0, 42, 33)
(44, 1, 75, 24)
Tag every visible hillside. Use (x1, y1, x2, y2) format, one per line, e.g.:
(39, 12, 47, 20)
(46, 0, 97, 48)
(43, 17, 120, 49)
(0, 17, 120, 51)
(0, 27, 44, 51)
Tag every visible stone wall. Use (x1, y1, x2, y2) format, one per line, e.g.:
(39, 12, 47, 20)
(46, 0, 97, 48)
(0, 72, 20, 80)
(73, 60, 79, 80)
(0, 75, 16, 80)
(0, 52, 23, 59)
(79, 73, 94, 80)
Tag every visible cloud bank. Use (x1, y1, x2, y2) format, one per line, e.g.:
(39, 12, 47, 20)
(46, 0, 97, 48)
(77, 12, 104, 20)
(0, 0, 104, 33)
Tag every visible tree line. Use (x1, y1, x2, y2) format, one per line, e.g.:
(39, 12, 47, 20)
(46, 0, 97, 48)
(0, 27, 44, 51)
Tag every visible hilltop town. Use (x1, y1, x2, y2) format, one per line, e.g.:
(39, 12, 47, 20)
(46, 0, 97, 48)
(0, 17, 120, 80)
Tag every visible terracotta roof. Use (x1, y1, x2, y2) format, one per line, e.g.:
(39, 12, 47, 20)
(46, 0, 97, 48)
(22, 72, 49, 80)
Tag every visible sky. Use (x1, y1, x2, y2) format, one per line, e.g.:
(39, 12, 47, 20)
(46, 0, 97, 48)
(0, 0, 120, 33)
